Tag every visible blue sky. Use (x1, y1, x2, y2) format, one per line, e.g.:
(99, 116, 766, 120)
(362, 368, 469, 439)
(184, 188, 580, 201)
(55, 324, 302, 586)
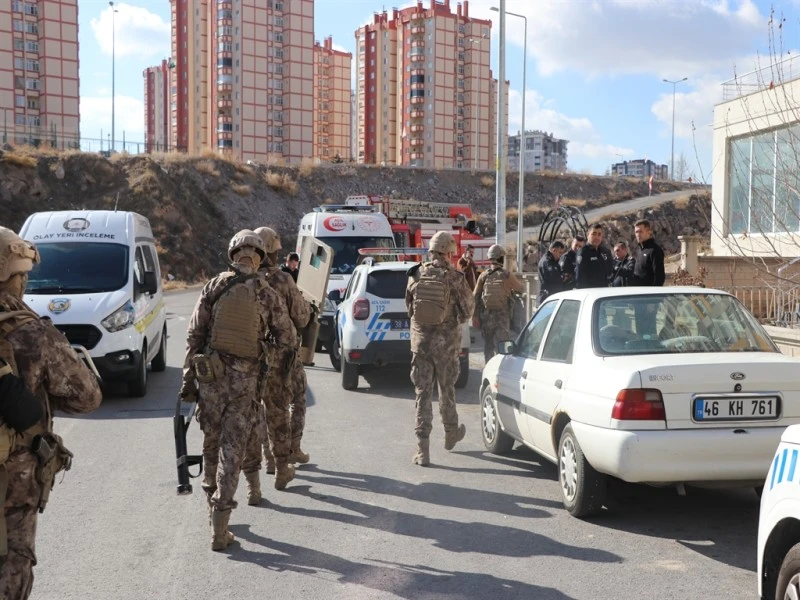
(78, 0, 794, 179)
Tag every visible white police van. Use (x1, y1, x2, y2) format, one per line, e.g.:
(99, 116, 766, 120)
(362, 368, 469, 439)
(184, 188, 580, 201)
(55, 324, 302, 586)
(331, 255, 470, 391)
(19, 210, 167, 397)
(297, 204, 395, 367)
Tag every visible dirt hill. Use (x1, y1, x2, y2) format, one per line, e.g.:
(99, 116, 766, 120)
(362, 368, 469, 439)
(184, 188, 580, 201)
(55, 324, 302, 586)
(0, 146, 704, 281)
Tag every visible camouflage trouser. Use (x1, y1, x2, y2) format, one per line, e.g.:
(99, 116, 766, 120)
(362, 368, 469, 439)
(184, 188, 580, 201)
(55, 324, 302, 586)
(0, 456, 40, 600)
(481, 310, 511, 363)
(198, 374, 259, 511)
(290, 361, 308, 451)
(410, 350, 460, 440)
(241, 369, 293, 474)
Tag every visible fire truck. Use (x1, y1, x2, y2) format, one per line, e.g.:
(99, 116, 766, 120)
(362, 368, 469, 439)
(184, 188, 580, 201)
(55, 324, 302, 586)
(343, 195, 495, 266)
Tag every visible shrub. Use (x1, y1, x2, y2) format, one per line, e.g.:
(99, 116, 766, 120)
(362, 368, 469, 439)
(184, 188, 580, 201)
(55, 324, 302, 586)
(480, 175, 494, 188)
(231, 183, 251, 196)
(195, 160, 220, 177)
(265, 171, 298, 195)
(298, 157, 317, 178)
(2, 152, 37, 168)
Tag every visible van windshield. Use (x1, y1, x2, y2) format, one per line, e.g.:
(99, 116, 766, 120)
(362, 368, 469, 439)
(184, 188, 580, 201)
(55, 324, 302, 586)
(318, 236, 394, 275)
(26, 242, 130, 294)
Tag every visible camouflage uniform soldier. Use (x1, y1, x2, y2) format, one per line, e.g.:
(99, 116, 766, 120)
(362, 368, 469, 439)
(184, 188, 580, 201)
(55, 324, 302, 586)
(179, 230, 296, 551)
(241, 227, 311, 505)
(473, 244, 525, 363)
(406, 231, 474, 466)
(0, 227, 102, 598)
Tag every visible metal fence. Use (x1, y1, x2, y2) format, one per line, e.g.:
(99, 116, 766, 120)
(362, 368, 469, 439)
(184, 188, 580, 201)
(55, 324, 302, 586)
(721, 54, 800, 102)
(719, 285, 800, 327)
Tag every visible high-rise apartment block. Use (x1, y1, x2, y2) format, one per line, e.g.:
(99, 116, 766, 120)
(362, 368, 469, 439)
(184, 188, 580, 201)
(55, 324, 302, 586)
(354, 0, 507, 169)
(0, 0, 79, 147)
(508, 131, 569, 173)
(612, 159, 668, 179)
(313, 37, 351, 161)
(160, 0, 329, 163)
(143, 59, 172, 152)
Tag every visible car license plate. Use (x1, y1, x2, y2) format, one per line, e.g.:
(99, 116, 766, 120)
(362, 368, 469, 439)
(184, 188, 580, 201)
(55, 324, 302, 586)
(390, 318, 410, 330)
(692, 397, 780, 422)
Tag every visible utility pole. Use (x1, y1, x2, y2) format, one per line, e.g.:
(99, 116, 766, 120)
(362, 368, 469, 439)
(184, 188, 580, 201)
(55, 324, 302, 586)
(110, 2, 118, 153)
(494, 0, 507, 246)
(662, 77, 687, 181)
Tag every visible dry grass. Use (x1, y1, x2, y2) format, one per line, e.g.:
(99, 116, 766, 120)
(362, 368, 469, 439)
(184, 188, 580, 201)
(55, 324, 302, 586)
(266, 155, 286, 168)
(234, 162, 253, 176)
(298, 157, 318, 178)
(673, 195, 690, 209)
(195, 160, 221, 177)
(2, 152, 38, 168)
(199, 147, 218, 159)
(265, 171, 298, 195)
(559, 197, 587, 208)
(480, 175, 494, 188)
(231, 183, 252, 197)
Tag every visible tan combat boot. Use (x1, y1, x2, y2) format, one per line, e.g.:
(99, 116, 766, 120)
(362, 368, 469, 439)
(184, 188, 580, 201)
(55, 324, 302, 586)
(288, 447, 310, 464)
(265, 455, 275, 475)
(412, 438, 430, 466)
(244, 470, 262, 506)
(444, 424, 466, 451)
(211, 508, 235, 552)
(274, 462, 295, 491)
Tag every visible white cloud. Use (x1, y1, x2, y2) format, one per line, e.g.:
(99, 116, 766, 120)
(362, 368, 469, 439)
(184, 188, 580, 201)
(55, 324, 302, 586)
(332, 42, 351, 55)
(508, 89, 634, 163)
(651, 77, 721, 143)
(80, 95, 145, 149)
(90, 3, 170, 59)
(468, 0, 766, 79)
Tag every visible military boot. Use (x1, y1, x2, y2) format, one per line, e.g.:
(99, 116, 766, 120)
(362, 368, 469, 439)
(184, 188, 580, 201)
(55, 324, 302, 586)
(244, 470, 262, 506)
(211, 508, 235, 552)
(265, 455, 275, 475)
(412, 438, 430, 466)
(288, 447, 310, 464)
(444, 424, 466, 451)
(274, 462, 295, 491)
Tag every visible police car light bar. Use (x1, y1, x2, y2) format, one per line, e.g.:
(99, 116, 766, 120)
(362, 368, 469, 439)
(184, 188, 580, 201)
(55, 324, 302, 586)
(357, 247, 426, 256)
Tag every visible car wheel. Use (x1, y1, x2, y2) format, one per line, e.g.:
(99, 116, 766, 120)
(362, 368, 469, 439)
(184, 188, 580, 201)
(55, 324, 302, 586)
(776, 542, 800, 600)
(455, 355, 469, 389)
(329, 334, 342, 372)
(558, 423, 606, 518)
(341, 356, 359, 390)
(127, 343, 148, 398)
(151, 325, 168, 372)
(481, 386, 513, 454)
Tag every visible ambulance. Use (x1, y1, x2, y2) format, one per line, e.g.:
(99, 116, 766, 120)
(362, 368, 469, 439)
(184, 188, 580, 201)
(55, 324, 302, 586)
(19, 210, 167, 397)
(297, 204, 395, 368)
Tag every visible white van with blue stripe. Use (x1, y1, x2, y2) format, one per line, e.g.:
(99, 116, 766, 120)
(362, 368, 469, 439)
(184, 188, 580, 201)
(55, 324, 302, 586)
(333, 258, 470, 391)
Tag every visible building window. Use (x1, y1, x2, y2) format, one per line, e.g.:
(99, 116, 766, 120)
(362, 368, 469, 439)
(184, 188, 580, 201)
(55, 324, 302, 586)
(26, 78, 38, 90)
(25, 22, 38, 34)
(13, 20, 23, 32)
(13, 39, 24, 51)
(14, 58, 24, 70)
(26, 96, 39, 111)
(15, 95, 25, 107)
(11, 1, 21, 12)
(275, 32, 283, 42)
(27, 115, 40, 127)
(274, 16, 283, 26)
(26, 41, 38, 53)
(15, 115, 25, 126)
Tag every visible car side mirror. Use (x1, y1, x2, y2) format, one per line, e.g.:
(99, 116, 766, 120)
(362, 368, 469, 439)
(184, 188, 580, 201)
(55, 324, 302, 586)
(143, 271, 158, 296)
(327, 289, 342, 304)
(498, 340, 515, 355)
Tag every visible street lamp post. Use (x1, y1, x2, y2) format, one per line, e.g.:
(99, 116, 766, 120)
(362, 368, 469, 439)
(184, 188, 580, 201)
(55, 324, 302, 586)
(662, 77, 687, 181)
(110, 2, 118, 153)
(491, 0, 507, 247)
(492, 6, 527, 271)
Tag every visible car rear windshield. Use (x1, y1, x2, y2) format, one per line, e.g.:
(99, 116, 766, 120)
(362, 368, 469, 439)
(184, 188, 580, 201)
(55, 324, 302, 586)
(26, 242, 130, 294)
(317, 236, 394, 275)
(366, 270, 408, 299)
(595, 293, 778, 355)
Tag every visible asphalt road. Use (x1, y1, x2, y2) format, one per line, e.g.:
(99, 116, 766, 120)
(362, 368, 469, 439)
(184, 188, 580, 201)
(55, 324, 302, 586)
(33, 287, 757, 600)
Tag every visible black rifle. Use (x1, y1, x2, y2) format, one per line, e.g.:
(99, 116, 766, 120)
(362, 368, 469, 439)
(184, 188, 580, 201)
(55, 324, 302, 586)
(174, 396, 203, 495)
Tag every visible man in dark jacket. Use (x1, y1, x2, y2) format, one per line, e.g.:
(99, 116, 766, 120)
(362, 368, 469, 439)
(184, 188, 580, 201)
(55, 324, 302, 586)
(575, 224, 613, 289)
(558, 235, 585, 290)
(537, 241, 566, 303)
(632, 219, 665, 286)
(610, 241, 636, 287)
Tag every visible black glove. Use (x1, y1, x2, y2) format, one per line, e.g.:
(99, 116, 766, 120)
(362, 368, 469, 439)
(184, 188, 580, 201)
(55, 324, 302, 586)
(179, 378, 198, 404)
(0, 371, 45, 433)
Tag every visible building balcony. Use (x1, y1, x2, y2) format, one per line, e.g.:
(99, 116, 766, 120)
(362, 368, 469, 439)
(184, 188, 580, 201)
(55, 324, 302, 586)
(411, 152, 424, 160)
(410, 54, 425, 63)
(411, 69, 424, 76)
(410, 138, 423, 146)
(410, 96, 424, 105)
(410, 83, 424, 91)
(411, 124, 424, 133)
(411, 26, 424, 34)
(411, 40, 424, 48)
(410, 110, 424, 119)
(217, 129, 233, 138)
(217, 98, 232, 109)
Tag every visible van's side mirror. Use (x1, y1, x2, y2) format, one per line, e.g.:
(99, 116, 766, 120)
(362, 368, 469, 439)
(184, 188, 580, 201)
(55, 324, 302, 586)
(327, 289, 341, 304)
(143, 271, 158, 296)
(498, 341, 515, 355)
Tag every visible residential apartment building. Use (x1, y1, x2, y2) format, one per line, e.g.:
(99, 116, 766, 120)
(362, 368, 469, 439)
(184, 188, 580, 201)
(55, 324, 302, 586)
(508, 130, 568, 173)
(611, 159, 668, 179)
(313, 36, 351, 161)
(355, 0, 507, 169)
(167, 0, 314, 163)
(0, 0, 79, 147)
(143, 59, 172, 152)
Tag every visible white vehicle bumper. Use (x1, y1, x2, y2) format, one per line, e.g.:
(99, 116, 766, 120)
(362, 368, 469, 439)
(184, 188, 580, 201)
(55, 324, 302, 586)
(572, 421, 781, 483)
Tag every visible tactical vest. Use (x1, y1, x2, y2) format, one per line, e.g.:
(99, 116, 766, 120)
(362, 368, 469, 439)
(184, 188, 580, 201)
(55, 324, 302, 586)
(209, 277, 261, 359)
(413, 264, 450, 326)
(482, 268, 508, 310)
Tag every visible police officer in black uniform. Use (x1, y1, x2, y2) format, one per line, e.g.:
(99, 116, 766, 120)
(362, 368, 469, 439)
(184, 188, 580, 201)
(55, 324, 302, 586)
(610, 241, 636, 287)
(575, 224, 613, 289)
(537, 240, 566, 304)
(632, 219, 665, 286)
(558, 235, 585, 290)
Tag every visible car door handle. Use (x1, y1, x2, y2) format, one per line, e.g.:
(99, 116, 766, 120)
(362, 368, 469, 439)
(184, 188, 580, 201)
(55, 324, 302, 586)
(521, 371, 527, 379)
(555, 379, 562, 389)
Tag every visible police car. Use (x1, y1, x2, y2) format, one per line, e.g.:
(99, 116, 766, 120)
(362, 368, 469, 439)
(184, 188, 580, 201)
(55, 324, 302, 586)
(758, 425, 800, 600)
(330, 254, 470, 391)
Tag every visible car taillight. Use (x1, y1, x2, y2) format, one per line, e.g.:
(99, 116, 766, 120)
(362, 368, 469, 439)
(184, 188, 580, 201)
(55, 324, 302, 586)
(612, 389, 666, 421)
(353, 298, 370, 320)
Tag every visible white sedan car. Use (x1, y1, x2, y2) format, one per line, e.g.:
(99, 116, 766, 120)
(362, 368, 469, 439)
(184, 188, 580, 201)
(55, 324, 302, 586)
(480, 286, 800, 518)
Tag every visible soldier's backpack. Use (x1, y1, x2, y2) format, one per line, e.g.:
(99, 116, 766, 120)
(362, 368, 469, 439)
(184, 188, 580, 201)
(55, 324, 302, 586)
(209, 274, 261, 359)
(413, 265, 450, 326)
(482, 268, 509, 310)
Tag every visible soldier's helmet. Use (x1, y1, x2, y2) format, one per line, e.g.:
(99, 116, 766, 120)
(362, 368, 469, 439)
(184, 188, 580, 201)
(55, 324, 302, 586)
(228, 229, 266, 262)
(487, 244, 505, 261)
(429, 231, 457, 254)
(0, 227, 39, 283)
(253, 227, 282, 254)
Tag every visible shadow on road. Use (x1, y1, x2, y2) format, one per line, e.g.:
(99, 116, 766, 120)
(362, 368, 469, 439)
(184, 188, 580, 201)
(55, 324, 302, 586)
(454, 447, 559, 481)
(228, 525, 579, 600)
